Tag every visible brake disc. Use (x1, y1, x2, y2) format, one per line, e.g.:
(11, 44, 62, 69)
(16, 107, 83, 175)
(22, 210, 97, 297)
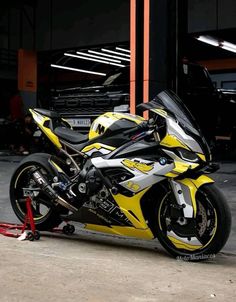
(197, 201, 208, 236)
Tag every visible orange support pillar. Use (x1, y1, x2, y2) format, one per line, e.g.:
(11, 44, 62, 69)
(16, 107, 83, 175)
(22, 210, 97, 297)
(18, 49, 37, 92)
(130, 0, 170, 118)
(130, 0, 136, 115)
(130, 0, 144, 116)
(143, 0, 150, 120)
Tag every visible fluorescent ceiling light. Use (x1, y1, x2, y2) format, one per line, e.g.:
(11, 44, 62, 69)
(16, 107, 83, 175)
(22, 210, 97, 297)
(50, 64, 106, 76)
(64, 53, 125, 67)
(101, 48, 130, 58)
(88, 50, 131, 62)
(221, 45, 236, 53)
(221, 41, 236, 51)
(116, 47, 131, 53)
(196, 35, 236, 54)
(76, 51, 121, 63)
(196, 35, 219, 47)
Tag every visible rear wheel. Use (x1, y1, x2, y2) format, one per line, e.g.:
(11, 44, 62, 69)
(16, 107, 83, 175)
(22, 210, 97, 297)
(154, 183, 231, 260)
(10, 155, 67, 230)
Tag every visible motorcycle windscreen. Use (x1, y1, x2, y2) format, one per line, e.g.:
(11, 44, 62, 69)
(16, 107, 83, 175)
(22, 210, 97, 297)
(138, 90, 211, 161)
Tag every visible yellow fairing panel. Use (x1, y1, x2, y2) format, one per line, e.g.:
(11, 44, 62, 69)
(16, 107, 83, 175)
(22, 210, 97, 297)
(82, 143, 115, 153)
(190, 175, 214, 188)
(172, 161, 199, 174)
(160, 134, 189, 149)
(89, 129, 98, 140)
(112, 188, 150, 229)
(85, 187, 154, 240)
(42, 127, 62, 149)
(85, 224, 154, 240)
(165, 172, 179, 178)
(197, 153, 206, 162)
(30, 109, 62, 149)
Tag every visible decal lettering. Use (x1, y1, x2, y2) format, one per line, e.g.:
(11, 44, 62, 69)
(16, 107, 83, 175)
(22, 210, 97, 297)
(88, 208, 112, 224)
(122, 159, 154, 174)
(96, 124, 105, 135)
(126, 181, 140, 191)
(100, 200, 130, 224)
(99, 200, 115, 213)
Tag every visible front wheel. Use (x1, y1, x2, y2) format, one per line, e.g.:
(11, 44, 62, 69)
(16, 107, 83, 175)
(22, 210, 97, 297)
(154, 183, 231, 260)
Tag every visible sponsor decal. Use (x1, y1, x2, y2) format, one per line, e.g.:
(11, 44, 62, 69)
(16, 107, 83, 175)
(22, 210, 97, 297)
(125, 181, 140, 192)
(122, 159, 154, 174)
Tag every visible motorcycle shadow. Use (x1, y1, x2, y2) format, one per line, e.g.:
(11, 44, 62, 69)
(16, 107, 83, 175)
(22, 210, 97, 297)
(42, 225, 168, 257)
(41, 225, 234, 263)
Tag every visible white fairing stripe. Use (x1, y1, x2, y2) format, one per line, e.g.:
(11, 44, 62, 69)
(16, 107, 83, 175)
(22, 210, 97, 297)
(92, 157, 175, 193)
(85, 148, 111, 156)
(167, 118, 203, 153)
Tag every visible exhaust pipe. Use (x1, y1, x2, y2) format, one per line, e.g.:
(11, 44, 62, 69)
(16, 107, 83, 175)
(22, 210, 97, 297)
(56, 195, 77, 212)
(32, 169, 77, 213)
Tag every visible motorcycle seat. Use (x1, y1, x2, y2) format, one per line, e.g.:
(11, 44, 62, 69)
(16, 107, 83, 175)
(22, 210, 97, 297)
(34, 108, 60, 119)
(54, 127, 88, 144)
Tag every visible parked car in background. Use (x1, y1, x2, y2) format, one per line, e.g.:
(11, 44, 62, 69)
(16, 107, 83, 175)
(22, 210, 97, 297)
(178, 62, 236, 151)
(215, 88, 236, 150)
(45, 61, 236, 151)
(50, 67, 130, 132)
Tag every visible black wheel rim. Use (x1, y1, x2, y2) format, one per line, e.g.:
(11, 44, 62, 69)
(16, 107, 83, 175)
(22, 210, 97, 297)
(13, 164, 53, 224)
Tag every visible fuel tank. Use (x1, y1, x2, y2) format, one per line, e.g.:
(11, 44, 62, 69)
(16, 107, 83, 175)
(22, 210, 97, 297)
(88, 112, 144, 140)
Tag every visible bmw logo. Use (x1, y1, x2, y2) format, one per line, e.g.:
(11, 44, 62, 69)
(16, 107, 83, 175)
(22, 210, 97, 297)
(159, 157, 167, 165)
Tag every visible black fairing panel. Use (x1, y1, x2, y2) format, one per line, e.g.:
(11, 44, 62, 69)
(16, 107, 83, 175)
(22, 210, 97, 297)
(34, 108, 60, 119)
(68, 119, 138, 151)
(108, 141, 165, 160)
(107, 119, 137, 132)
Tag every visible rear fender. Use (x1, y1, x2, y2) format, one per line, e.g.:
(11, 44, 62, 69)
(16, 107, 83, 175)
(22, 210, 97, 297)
(19, 153, 64, 179)
(30, 109, 62, 149)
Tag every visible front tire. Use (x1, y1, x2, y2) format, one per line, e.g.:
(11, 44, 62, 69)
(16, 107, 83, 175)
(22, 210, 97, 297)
(153, 183, 231, 260)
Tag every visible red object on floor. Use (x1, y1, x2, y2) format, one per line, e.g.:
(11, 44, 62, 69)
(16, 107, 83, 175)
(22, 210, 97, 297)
(0, 197, 75, 239)
(0, 196, 36, 239)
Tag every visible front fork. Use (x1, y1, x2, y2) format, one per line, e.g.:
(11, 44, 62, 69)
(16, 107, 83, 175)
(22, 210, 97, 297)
(167, 175, 214, 251)
(170, 175, 214, 218)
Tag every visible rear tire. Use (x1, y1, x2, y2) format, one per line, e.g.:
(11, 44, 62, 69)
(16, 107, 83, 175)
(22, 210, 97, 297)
(152, 183, 231, 260)
(9, 154, 67, 231)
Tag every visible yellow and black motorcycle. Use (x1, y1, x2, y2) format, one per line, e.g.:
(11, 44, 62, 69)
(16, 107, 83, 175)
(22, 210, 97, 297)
(10, 90, 231, 259)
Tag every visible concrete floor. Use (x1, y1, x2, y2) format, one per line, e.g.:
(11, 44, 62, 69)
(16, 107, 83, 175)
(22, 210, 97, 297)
(0, 156, 236, 301)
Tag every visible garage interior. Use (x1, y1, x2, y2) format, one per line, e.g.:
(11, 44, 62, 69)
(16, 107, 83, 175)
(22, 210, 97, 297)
(0, 2, 236, 301)
(0, 0, 236, 156)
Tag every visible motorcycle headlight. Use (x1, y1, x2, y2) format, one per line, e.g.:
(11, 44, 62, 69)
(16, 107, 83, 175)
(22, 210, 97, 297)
(177, 148, 199, 162)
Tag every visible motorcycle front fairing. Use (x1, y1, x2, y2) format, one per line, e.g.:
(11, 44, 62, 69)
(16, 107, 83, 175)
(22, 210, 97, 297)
(138, 90, 212, 163)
